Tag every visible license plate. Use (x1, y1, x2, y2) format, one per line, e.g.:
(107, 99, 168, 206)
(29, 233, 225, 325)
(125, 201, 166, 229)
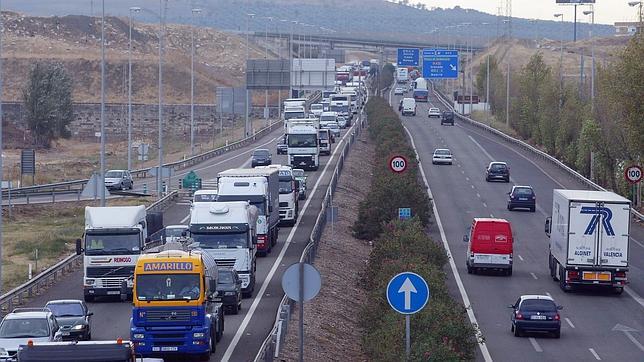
(107, 291, 120, 295)
(583, 271, 611, 281)
(519, 198, 528, 201)
(62, 332, 70, 336)
(161, 347, 178, 352)
(531, 315, 547, 320)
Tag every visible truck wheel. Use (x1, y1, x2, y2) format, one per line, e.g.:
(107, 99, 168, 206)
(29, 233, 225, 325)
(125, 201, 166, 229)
(467, 265, 472, 274)
(559, 269, 571, 292)
(549, 256, 557, 281)
(613, 287, 624, 295)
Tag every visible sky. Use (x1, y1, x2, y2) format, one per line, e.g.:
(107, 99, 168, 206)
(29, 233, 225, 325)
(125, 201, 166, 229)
(421, 0, 641, 25)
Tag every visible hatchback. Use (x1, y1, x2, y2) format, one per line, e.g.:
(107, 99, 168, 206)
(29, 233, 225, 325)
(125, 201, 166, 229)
(507, 186, 536, 212)
(485, 162, 510, 182)
(394, 87, 404, 95)
(45, 300, 93, 341)
(104, 170, 133, 190)
(428, 107, 441, 118)
(432, 149, 453, 165)
(251, 149, 272, 168)
(215, 268, 242, 314)
(509, 295, 562, 338)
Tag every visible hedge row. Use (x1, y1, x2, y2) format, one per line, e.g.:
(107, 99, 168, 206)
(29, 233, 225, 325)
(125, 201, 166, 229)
(355, 97, 476, 361)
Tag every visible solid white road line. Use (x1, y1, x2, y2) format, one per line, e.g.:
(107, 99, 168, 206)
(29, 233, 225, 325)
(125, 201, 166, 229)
(529, 337, 543, 352)
(403, 125, 493, 362)
(180, 213, 190, 224)
(530, 272, 538, 280)
(221, 122, 358, 362)
(589, 348, 601, 360)
(490, 213, 495, 218)
(565, 318, 576, 329)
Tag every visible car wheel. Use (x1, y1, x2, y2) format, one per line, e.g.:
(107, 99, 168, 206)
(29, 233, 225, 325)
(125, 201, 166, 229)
(505, 177, 510, 183)
(87, 331, 92, 341)
(613, 287, 624, 295)
(129, 181, 134, 190)
(120, 182, 126, 191)
(553, 329, 561, 339)
(507, 204, 512, 211)
(513, 325, 522, 337)
(485, 176, 490, 182)
(232, 301, 240, 315)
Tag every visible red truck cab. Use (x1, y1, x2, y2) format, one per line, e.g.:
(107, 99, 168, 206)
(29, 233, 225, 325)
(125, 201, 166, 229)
(464, 218, 514, 276)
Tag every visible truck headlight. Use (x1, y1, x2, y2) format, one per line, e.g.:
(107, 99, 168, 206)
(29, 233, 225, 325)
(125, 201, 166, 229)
(133, 333, 145, 339)
(84, 279, 95, 286)
(193, 332, 205, 338)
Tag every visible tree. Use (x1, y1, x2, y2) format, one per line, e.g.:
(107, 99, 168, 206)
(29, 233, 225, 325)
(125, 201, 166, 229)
(475, 55, 505, 117)
(515, 53, 552, 142)
(22, 63, 74, 148)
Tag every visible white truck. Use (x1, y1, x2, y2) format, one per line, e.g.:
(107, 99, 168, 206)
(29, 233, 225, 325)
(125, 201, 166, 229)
(77, 205, 149, 302)
(217, 168, 280, 256)
(258, 165, 299, 226)
(189, 201, 258, 297)
(545, 189, 631, 294)
(329, 94, 352, 124)
(396, 67, 409, 83)
(286, 120, 320, 170)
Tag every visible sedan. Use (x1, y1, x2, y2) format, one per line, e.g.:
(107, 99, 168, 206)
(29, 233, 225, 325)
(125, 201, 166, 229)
(276, 140, 288, 155)
(432, 149, 453, 165)
(394, 87, 404, 95)
(251, 149, 272, 168)
(45, 300, 93, 341)
(215, 268, 242, 314)
(485, 161, 510, 182)
(507, 186, 536, 212)
(104, 169, 133, 190)
(428, 107, 441, 118)
(509, 295, 562, 338)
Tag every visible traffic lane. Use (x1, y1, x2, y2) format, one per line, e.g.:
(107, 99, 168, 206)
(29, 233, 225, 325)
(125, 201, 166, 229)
(410, 104, 644, 360)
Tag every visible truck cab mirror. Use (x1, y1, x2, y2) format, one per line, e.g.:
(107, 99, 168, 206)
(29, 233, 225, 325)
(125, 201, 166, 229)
(209, 279, 217, 292)
(545, 217, 552, 236)
(75, 238, 83, 255)
(181, 231, 187, 237)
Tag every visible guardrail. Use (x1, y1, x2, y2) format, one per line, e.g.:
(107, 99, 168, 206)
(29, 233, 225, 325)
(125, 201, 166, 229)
(254, 108, 366, 362)
(430, 84, 644, 222)
(0, 190, 179, 317)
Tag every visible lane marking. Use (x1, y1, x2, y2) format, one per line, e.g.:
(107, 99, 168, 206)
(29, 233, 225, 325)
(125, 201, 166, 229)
(490, 213, 495, 218)
(624, 287, 644, 310)
(589, 348, 601, 360)
(530, 272, 538, 280)
(403, 125, 493, 362)
(222, 122, 359, 361)
(529, 337, 543, 353)
(471, 185, 475, 189)
(630, 237, 644, 249)
(565, 318, 575, 329)
(180, 213, 190, 224)
(476, 193, 481, 198)
(482, 202, 488, 208)
(518, 255, 524, 261)
(466, 177, 470, 181)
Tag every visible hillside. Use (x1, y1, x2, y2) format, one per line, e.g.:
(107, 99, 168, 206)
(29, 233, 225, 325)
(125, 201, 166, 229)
(1, 11, 267, 104)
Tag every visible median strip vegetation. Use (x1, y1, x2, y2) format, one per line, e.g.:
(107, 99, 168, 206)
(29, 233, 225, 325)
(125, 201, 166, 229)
(355, 97, 476, 361)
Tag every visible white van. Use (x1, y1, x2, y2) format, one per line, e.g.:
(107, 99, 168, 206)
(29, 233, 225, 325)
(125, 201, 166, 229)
(401, 98, 417, 116)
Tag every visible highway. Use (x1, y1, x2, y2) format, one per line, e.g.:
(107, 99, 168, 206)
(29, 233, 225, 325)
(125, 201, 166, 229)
(391, 88, 644, 361)
(20, 115, 363, 361)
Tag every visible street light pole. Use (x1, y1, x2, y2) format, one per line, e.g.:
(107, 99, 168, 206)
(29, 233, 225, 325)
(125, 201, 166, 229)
(0, 0, 5, 294)
(554, 13, 564, 108)
(99, 0, 106, 206)
(264, 17, 272, 126)
(245, 13, 255, 137)
(127, 7, 140, 171)
(157, 0, 167, 198)
(583, 8, 595, 112)
(190, 8, 201, 156)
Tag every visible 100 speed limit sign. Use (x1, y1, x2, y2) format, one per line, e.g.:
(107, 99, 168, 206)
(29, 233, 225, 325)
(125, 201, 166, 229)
(389, 155, 408, 173)
(625, 165, 642, 184)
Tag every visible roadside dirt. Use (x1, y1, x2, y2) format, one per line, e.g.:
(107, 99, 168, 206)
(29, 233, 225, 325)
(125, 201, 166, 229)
(279, 130, 374, 361)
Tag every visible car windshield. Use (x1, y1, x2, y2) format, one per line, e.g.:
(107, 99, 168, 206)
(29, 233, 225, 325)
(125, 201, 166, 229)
(520, 299, 557, 312)
(218, 271, 234, 284)
(311, 105, 323, 111)
(435, 150, 451, 155)
(105, 171, 123, 178)
(0, 318, 50, 338)
(490, 163, 507, 171)
(253, 150, 269, 157)
(318, 131, 329, 140)
(136, 274, 201, 301)
(84, 232, 140, 255)
(47, 303, 84, 317)
(328, 124, 339, 129)
(191, 232, 248, 249)
(292, 170, 305, 177)
(288, 134, 317, 147)
(166, 228, 187, 237)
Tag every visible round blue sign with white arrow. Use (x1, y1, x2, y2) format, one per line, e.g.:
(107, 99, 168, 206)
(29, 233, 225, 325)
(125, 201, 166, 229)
(386, 272, 430, 315)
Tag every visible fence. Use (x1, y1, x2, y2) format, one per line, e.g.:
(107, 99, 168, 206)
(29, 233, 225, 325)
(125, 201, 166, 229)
(431, 85, 644, 222)
(0, 190, 179, 317)
(254, 112, 366, 362)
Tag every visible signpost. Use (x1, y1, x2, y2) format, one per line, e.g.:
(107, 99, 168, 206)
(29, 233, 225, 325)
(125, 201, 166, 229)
(625, 165, 642, 206)
(398, 208, 412, 220)
(386, 272, 430, 359)
(422, 49, 459, 79)
(389, 155, 408, 174)
(397, 48, 420, 67)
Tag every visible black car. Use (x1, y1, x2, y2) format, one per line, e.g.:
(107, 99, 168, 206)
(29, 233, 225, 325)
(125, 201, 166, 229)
(215, 268, 242, 314)
(509, 295, 562, 338)
(485, 161, 510, 182)
(441, 111, 454, 125)
(276, 138, 288, 155)
(45, 300, 93, 341)
(251, 149, 272, 168)
(508, 186, 536, 212)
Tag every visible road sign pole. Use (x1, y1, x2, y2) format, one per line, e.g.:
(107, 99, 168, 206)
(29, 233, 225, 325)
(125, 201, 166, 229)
(298, 261, 304, 362)
(405, 315, 411, 360)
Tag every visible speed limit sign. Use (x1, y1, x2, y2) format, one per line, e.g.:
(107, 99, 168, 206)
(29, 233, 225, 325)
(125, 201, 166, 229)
(389, 155, 408, 173)
(625, 165, 642, 184)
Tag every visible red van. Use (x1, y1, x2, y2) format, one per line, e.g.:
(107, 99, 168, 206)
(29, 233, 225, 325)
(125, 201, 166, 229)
(464, 218, 514, 276)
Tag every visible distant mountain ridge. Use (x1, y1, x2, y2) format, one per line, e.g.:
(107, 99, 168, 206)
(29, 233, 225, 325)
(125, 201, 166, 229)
(2, 0, 614, 43)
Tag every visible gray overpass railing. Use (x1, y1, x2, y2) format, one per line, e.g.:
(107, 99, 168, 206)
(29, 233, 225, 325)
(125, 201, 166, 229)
(0, 190, 179, 317)
(430, 84, 644, 222)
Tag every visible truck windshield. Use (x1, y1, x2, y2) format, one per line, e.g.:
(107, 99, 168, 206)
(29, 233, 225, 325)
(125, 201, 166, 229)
(330, 105, 348, 113)
(279, 181, 293, 194)
(191, 232, 248, 249)
(85, 231, 140, 255)
(285, 111, 305, 120)
(136, 274, 201, 301)
(288, 134, 318, 147)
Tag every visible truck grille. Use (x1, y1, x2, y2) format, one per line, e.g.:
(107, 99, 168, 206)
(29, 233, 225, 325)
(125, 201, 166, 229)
(146, 309, 192, 322)
(87, 266, 134, 278)
(279, 202, 289, 208)
(215, 259, 236, 267)
(100, 279, 126, 288)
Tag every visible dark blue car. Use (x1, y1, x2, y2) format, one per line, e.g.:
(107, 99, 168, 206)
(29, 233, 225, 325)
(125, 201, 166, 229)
(507, 186, 536, 212)
(485, 161, 510, 182)
(510, 295, 562, 338)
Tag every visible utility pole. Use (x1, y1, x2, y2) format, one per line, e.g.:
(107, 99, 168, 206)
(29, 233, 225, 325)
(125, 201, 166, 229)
(245, 13, 254, 137)
(573, 4, 578, 42)
(584, 8, 595, 112)
(157, 0, 167, 198)
(190, 8, 201, 156)
(0, 0, 5, 294)
(127, 7, 140, 171)
(99, 0, 106, 206)
(506, 61, 510, 128)
(486, 54, 490, 125)
(554, 13, 564, 109)
(264, 17, 272, 126)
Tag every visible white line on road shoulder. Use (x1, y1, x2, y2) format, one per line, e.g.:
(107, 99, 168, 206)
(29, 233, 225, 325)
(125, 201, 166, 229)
(589, 348, 601, 360)
(530, 272, 538, 280)
(221, 123, 358, 361)
(529, 337, 543, 352)
(403, 125, 493, 362)
(624, 286, 644, 310)
(565, 318, 575, 329)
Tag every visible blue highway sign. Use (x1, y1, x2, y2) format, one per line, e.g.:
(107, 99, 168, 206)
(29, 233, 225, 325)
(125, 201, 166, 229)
(422, 49, 459, 79)
(386, 272, 430, 315)
(397, 48, 420, 67)
(398, 207, 412, 220)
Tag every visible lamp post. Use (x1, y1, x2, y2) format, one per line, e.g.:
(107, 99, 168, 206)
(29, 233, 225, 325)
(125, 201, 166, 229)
(127, 7, 140, 171)
(554, 13, 564, 108)
(0, 0, 5, 294)
(99, 0, 106, 206)
(190, 8, 201, 156)
(628, 1, 643, 34)
(279, 19, 288, 120)
(263, 16, 273, 125)
(245, 13, 255, 137)
(583, 8, 595, 112)
(157, 0, 168, 198)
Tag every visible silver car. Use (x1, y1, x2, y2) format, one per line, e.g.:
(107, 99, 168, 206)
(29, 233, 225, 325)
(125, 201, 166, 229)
(0, 308, 62, 359)
(104, 170, 133, 190)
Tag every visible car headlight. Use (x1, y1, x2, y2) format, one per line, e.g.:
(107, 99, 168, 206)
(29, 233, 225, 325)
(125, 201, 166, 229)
(193, 332, 205, 338)
(133, 333, 145, 339)
(72, 324, 87, 330)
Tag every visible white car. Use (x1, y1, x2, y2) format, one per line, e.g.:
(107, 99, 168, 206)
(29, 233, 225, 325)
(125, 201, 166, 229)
(432, 149, 453, 165)
(164, 225, 189, 243)
(337, 116, 347, 128)
(394, 87, 404, 95)
(0, 308, 63, 358)
(428, 107, 441, 118)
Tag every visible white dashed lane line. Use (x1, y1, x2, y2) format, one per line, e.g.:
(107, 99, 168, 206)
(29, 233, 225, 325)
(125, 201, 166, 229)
(530, 272, 538, 280)
(529, 337, 543, 352)
(517, 255, 524, 261)
(589, 348, 601, 360)
(565, 318, 576, 329)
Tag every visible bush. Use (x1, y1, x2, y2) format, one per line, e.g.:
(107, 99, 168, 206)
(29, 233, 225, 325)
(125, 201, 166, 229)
(356, 97, 476, 361)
